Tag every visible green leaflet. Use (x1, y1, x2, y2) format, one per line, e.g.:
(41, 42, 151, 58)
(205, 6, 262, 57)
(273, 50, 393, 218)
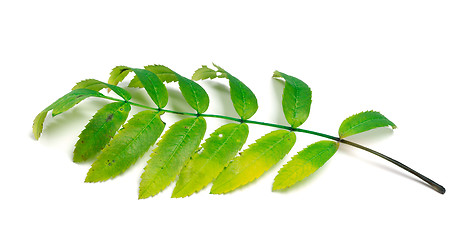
(172, 123, 249, 198)
(338, 111, 397, 138)
(215, 65, 258, 120)
(32, 89, 105, 139)
(73, 79, 132, 101)
(131, 68, 168, 108)
(211, 130, 296, 194)
(191, 65, 218, 80)
(128, 65, 180, 88)
(176, 73, 210, 113)
(273, 71, 312, 128)
(85, 110, 165, 182)
(273, 140, 339, 191)
(73, 102, 131, 163)
(139, 117, 206, 199)
(108, 66, 132, 86)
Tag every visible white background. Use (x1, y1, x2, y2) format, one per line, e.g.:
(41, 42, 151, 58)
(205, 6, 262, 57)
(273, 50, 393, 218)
(1, 0, 466, 239)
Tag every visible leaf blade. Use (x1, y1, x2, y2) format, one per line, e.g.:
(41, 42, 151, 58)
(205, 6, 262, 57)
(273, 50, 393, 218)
(177, 73, 210, 113)
(172, 123, 249, 198)
(33, 89, 105, 139)
(338, 111, 397, 138)
(210, 130, 296, 194)
(139, 117, 207, 199)
(73, 102, 131, 162)
(191, 65, 218, 80)
(215, 65, 258, 119)
(273, 71, 312, 128)
(131, 68, 168, 108)
(273, 140, 339, 191)
(108, 66, 132, 86)
(85, 110, 165, 182)
(129, 65, 181, 87)
(73, 79, 132, 101)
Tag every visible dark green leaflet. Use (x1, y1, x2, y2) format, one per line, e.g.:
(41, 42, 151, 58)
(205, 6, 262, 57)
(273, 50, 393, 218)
(176, 73, 210, 113)
(273, 140, 339, 191)
(73, 102, 131, 162)
(108, 66, 132, 86)
(339, 111, 396, 138)
(273, 71, 312, 128)
(172, 123, 249, 198)
(211, 130, 296, 194)
(139, 117, 206, 199)
(85, 110, 165, 182)
(32, 89, 105, 139)
(131, 68, 168, 108)
(72, 79, 132, 101)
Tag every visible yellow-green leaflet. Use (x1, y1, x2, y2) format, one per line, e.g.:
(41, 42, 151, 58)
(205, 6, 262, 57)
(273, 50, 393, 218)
(273, 71, 312, 128)
(211, 130, 296, 194)
(131, 68, 168, 108)
(128, 65, 181, 87)
(191, 65, 218, 80)
(73, 102, 131, 162)
(85, 110, 165, 182)
(273, 140, 339, 191)
(72, 79, 132, 101)
(338, 111, 396, 138)
(172, 123, 249, 198)
(32, 89, 105, 140)
(108, 66, 132, 86)
(139, 117, 206, 199)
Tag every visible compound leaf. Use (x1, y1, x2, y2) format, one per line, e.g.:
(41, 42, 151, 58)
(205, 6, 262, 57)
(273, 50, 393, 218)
(339, 111, 396, 138)
(108, 66, 132, 86)
(139, 117, 206, 199)
(85, 110, 165, 182)
(131, 68, 168, 108)
(172, 123, 249, 198)
(73, 79, 132, 101)
(73, 102, 131, 162)
(211, 130, 296, 194)
(273, 71, 312, 128)
(176, 73, 210, 113)
(129, 65, 180, 87)
(273, 140, 339, 191)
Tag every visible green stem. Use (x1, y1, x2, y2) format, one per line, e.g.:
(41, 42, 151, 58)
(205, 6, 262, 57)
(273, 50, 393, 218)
(103, 96, 445, 194)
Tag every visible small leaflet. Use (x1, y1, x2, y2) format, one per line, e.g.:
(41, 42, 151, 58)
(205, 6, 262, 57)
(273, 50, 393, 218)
(338, 111, 396, 138)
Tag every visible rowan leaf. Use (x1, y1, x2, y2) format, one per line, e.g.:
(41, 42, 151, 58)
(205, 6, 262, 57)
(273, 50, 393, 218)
(73, 102, 131, 162)
(211, 130, 296, 194)
(176, 73, 210, 113)
(273, 71, 312, 128)
(214, 65, 258, 119)
(85, 110, 165, 182)
(273, 140, 339, 191)
(172, 123, 249, 198)
(339, 111, 397, 138)
(191, 65, 218, 80)
(139, 117, 207, 199)
(73, 79, 132, 101)
(131, 68, 168, 108)
(108, 66, 132, 86)
(129, 65, 180, 88)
